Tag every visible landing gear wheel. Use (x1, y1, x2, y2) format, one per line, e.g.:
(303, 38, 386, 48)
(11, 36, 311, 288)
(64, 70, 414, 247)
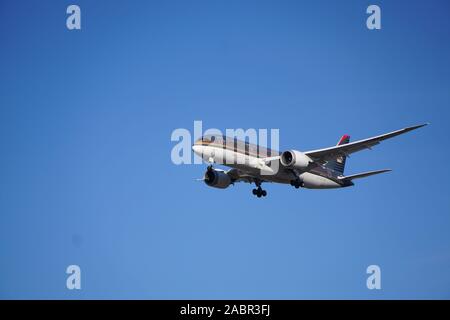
(257, 187, 262, 197)
(252, 186, 267, 198)
(291, 179, 303, 189)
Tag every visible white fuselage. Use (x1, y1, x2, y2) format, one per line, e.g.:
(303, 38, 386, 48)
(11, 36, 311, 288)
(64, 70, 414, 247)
(192, 144, 343, 189)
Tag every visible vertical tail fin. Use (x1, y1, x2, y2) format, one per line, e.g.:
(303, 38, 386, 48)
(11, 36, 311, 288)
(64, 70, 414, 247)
(325, 134, 350, 175)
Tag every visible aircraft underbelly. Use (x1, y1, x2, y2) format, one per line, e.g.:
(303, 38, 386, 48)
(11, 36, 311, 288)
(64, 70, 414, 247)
(227, 164, 341, 188)
(199, 146, 342, 189)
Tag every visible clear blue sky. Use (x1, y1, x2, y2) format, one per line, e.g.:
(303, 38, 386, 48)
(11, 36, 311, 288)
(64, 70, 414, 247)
(1, 0, 449, 299)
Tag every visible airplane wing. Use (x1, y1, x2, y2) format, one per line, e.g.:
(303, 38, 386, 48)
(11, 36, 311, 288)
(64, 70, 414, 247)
(304, 123, 428, 164)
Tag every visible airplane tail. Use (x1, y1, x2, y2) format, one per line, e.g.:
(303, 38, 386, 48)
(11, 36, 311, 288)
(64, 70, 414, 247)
(338, 169, 392, 185)
(325, 134, 350, 175)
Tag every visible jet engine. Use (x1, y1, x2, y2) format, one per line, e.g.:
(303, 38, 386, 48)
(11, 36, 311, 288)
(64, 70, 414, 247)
(204, 168, 232, 189)
(280, 150, 313, 170)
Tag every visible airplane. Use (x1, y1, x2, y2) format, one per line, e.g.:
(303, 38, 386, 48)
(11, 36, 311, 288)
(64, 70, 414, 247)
(191, 124, 428, 197)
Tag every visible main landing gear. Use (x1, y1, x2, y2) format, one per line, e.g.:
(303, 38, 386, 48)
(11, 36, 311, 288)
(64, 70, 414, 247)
(252, 181, 267, 198)
(252, 186, 267, 198)
(290, 179, 304, 189)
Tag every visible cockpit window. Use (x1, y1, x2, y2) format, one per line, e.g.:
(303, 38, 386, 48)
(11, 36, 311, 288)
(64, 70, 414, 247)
(195, 136, 215, 145)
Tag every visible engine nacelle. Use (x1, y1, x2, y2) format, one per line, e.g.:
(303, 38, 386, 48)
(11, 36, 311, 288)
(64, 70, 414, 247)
(204, 168, 232, 189)
(280, 150, 312, 170)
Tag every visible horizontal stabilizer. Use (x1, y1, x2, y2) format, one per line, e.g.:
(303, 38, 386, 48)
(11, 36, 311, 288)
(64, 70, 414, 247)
(338, 169, 392, 181)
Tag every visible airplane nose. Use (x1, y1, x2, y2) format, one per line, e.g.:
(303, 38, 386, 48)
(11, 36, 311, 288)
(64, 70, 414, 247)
(192, 145, 201, 155)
